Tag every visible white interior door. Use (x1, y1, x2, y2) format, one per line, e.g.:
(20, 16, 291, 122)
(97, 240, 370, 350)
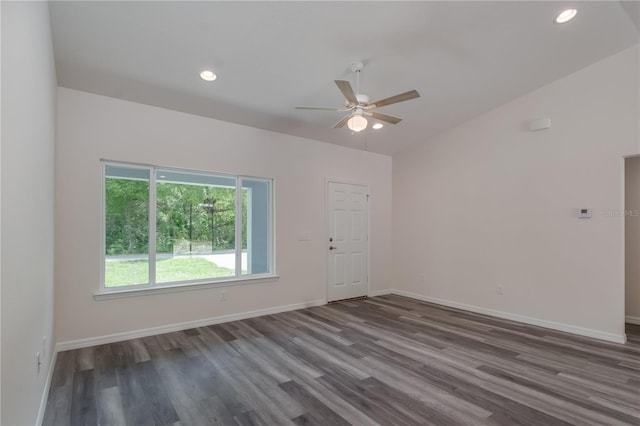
(327, 182, 369, 302)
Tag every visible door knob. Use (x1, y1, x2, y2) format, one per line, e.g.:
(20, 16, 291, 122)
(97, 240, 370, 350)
(329, 246, 337, 250)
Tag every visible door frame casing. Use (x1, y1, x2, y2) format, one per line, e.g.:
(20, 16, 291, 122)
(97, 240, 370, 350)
(325, 178, 371, 302)
(623, 154, 640, 334)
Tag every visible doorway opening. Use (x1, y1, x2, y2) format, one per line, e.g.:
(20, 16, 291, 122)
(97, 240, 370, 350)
(625, 156, 640, 332)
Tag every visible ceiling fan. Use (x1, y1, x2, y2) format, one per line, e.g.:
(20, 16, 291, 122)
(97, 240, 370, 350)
(296, 62, 420, 132)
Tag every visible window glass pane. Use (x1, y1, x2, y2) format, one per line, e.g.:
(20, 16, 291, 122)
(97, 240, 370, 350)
(242, 178, 271, 275)
(155, 170, 236, 283)
(104, 165, 150, 287)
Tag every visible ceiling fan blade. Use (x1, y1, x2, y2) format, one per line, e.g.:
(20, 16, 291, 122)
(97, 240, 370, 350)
(335, 80, 358, 104)
(369, 112, 403, 124)
(295, 106, 348, 111)
(332, 114, 351, 128)
(371, 90, 420, 108)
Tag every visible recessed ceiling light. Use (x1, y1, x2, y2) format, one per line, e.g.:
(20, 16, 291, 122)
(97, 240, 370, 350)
(555, 9, 577, 24)
(200, 70, 217, 81)
(372, 123, 384, 130)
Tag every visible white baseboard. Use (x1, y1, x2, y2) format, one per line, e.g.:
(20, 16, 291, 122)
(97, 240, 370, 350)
(392, 290, 626, 344)
(53, 289, 630, 353)
(56, 299, 326, 352)
(626, 315, 640, 325)
(368, 289, 393, 297)
(36, 349, 57, 426)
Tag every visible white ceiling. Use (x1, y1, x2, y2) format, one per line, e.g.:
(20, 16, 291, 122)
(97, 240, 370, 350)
(49, 1, 639, 155)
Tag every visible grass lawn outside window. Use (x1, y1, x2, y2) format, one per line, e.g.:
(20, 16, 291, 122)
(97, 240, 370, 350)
(105, 257, 233, 287)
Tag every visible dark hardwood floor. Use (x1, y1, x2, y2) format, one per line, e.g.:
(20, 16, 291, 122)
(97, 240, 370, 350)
(43, 295, 640, 426)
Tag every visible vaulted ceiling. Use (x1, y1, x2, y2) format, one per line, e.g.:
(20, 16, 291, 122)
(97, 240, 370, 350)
(49, 1, 639, 155)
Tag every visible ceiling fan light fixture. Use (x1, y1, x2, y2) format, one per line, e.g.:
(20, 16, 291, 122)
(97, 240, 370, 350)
(347, 114, 368, 132)
(372, 123, 384, 130)
(555, 9, 577, 24)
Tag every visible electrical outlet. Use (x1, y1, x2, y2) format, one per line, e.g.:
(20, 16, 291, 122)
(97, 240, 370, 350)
(220, 289, 227, 302)
(496, 286, 504, 295)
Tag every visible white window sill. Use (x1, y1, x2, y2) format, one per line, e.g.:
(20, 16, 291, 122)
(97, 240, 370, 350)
(94, 275, 280, 301)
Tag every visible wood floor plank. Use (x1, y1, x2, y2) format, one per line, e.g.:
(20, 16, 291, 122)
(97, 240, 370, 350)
(278, 380, 350, 426)
(244, 335, 324, 382)
(233, 410, 270, 426)
(51, 350, 77, 388)
(477, 364, 640, 425)
(206, 324, 238, 342)
(43, 295, 640, 426)
(42, 383, 72, 426)
(96, 386, 126, 426)
(192, 336, 300, 425)
(358, 353, 493, 424)
(75, 347, 95, 372)
(70, 370, 97, 426)
(315, 372, 418, 426)
(170, 395, 235, 426)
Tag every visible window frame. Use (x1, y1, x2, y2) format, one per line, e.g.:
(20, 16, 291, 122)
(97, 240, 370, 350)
(99, 160, 277, 296)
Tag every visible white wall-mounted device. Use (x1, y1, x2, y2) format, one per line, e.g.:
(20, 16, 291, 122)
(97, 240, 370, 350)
(529, 118, 551, 132)
(578, 208, 592, 218)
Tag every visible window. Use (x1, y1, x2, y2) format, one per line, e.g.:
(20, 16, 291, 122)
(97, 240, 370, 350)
(103, 162, 273, 291)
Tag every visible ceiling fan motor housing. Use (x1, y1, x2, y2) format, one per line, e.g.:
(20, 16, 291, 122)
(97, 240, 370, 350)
(346, 93, 370, 107)
(350, 61, 364, 73)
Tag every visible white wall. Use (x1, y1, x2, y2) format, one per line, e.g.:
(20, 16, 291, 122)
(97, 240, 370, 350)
(393, 46, 639, 342)
(1, 2, 57, 425)
(626, 156, 640, 321)
(55, 88, 392, 343)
